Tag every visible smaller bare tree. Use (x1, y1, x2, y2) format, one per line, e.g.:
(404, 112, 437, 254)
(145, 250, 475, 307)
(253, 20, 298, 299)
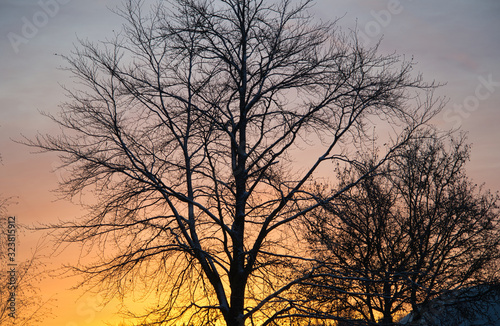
(0, 207, 52, 326)
(303, 130, 500, 325)
(0, 149, 51, 326)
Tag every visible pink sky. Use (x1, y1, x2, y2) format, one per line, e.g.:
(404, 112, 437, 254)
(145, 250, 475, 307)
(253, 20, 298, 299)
(1, 0, 499, 325)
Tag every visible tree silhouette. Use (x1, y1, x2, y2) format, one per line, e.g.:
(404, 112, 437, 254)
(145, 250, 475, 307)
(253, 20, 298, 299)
(26, 0, 441, 325)
(303, 131, 500, 325)
(0, 150, 52, 326)
(0, 207, 52, 325)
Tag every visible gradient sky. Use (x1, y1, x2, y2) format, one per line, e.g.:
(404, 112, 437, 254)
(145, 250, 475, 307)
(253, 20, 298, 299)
(1, 0, 499, 325)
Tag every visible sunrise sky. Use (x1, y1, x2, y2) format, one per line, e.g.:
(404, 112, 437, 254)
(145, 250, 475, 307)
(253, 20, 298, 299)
(1, 0, 499, 325)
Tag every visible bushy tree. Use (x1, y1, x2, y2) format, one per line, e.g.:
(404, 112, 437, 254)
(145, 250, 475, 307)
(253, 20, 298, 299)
(26, 0, 440, 325)
(304, 131, 500, 324)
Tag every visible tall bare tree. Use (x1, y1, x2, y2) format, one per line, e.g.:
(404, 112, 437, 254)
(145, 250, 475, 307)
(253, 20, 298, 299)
(303, 131, 500, 325)
(26, 0, 441, 324)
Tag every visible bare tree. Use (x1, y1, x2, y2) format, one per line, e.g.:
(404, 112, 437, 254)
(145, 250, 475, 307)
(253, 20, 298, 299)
(1, 148, 51, 325)
(303, 131, 500, 325)
(26, 0, 441, 325)
(0, 207, 52, 325)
